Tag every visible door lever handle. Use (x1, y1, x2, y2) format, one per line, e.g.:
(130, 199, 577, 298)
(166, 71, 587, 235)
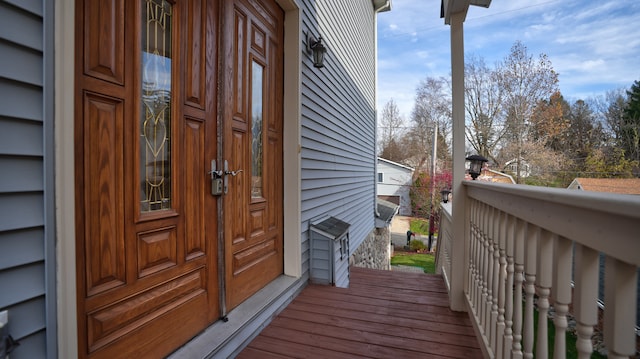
(222, 160, 242, 194)
(224, 169, 243, 176)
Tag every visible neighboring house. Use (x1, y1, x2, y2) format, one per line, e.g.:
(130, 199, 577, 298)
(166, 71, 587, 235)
(568, 177, 640, 195)
(376, 157, 414, 215)
(476, 168, 516, 184)
(504, 158, 531, 178)
(0, 1, 391, 358)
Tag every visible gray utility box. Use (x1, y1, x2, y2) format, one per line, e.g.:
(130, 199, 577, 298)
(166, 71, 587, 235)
(309, 217, 350, 288)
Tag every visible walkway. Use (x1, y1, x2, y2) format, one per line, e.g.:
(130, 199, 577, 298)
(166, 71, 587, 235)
(237, 267, 482, 358)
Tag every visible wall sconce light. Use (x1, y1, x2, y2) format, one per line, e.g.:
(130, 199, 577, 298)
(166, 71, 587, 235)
(466, 154, 488, 180)
(307, 34, 327, 68)
(440, 188, 451, 203)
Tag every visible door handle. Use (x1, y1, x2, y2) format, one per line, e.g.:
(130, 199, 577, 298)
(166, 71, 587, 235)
(209, 160, 243, 195)
(222, 160, 243, 194)
(224, 169, 243, 176)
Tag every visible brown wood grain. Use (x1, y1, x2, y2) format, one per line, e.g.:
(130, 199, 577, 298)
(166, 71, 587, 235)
(75, 1, 220, 357)
(222, 0, 284, 311)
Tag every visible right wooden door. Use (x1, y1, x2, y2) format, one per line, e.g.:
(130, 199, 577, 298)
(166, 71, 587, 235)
(220, 0, 285, 311)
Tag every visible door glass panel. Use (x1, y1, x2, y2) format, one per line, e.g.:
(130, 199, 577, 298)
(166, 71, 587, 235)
(140, 0, 173, 212)
(251, 61, 264, 198)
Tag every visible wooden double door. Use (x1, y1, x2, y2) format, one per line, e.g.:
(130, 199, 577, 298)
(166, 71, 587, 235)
(74, 0, 283, 357)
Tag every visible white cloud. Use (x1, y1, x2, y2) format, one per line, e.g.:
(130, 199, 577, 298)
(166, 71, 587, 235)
(376, 0, 640, 113)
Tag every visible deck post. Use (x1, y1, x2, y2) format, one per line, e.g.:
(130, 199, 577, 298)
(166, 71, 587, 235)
(449, 10, 467, 312)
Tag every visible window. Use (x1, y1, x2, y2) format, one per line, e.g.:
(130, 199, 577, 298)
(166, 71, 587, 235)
(377, 172, 384, 183)
(140, 0, 173, 212)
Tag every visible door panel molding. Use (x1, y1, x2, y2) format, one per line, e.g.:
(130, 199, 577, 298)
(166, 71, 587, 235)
(222, 0, 284, 311)
(75, 1, 219, 357)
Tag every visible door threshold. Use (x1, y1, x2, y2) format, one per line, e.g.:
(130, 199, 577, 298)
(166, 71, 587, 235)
(168, 274, 305, 358)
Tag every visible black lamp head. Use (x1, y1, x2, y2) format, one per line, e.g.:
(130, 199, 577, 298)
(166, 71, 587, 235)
(466, 154, 488, 180)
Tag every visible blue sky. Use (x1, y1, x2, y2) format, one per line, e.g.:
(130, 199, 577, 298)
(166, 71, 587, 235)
(376, 0, 640, 119)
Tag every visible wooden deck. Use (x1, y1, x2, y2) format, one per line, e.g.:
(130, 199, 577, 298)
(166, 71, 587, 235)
(237, 267, 482, 358)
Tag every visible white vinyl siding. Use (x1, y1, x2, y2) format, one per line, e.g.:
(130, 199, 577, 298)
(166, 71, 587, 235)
(299, 1, 377, 276)
(377, 158, 414, 216)
(0, 1, 55, 358)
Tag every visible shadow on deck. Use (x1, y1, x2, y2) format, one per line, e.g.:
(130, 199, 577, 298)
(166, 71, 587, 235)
(238, 267, 482, 358)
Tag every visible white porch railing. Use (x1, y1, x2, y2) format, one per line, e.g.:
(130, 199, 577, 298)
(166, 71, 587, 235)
(436, 181, 640, 358)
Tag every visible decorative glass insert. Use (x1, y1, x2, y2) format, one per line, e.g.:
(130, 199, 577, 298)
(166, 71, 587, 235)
(140, 0, 173, 212)
(251, 61, 264, 198)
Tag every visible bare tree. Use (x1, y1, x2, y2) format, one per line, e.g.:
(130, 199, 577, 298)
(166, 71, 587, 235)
(464, 55, 505, 163)
(592, 88, 627, 142)
(408, 77, 451, 172)
(498, 41, 559, 182)
(378, 99, 405, 160)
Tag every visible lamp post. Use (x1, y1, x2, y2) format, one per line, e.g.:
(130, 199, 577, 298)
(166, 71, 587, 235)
(465, 154, 488, 180)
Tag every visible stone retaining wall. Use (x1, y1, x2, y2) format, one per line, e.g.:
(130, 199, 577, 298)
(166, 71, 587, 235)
(350, 227, 391, 270)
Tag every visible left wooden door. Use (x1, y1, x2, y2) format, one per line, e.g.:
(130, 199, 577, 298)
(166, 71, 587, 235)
(75, 1, 219, 358)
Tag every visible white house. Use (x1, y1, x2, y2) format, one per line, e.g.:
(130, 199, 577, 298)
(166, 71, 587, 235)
(376, 157, 414, 215)
(504, 158, 531, 178)
(0, 1, 391, 358)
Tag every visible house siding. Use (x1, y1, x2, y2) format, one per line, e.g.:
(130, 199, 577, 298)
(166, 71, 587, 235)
(299, 1, 377, 278)
(0, 1, 55, 358)
(377, 158, 414, 216)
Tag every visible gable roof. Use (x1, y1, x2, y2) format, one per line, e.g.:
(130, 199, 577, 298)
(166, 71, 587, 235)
(377, 157, 414, 172)
(568, 178, 640, 195)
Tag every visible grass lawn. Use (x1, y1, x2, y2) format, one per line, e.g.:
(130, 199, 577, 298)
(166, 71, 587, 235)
(533, 309, 606, 359)
(409, 218, 430, 235)
(390, 252, 436, 274)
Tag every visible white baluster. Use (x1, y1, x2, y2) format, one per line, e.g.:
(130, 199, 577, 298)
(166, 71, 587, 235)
(603, 257, 638, 358)
(523, 224, 538, 359)
(482, 204, 490, 337)
(490, 209, 500, 352)
(535, 229, 553, 359)
(470, 200, 479, 315)
(512, 218, 525, 359)
(573, 244, 598, 359)
(552, 235, 572, 359)
(496, 211, 507, 358)
(502, 214, 515, 359)
(486, 207, 495, 345)
(474, 202, 483, 326)
(474, 204, 484, 331)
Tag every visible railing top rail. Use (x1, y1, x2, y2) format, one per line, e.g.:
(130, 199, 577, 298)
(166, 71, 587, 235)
(463, 181, 640, 266)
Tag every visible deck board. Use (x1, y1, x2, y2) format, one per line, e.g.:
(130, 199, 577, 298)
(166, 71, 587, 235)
(237, 267, 482, 358)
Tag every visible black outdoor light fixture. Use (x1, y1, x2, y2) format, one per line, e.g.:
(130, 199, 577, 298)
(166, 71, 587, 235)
(440, 188, 451, 203)
(466, 154, 488, 180)
(307, 34, 327, 68)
